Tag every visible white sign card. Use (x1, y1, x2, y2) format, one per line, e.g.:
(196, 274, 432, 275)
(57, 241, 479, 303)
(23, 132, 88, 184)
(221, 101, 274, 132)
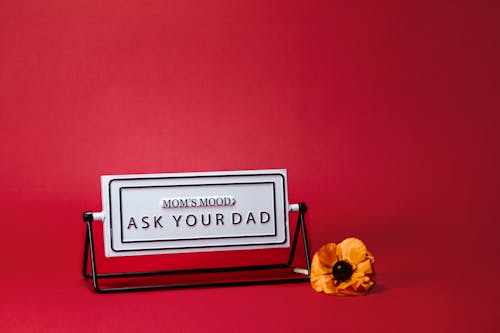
(101, 169, 290, 257)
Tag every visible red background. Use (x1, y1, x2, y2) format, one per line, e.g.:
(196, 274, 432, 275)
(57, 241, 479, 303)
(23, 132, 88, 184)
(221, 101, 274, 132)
(1, 0, 499, 332)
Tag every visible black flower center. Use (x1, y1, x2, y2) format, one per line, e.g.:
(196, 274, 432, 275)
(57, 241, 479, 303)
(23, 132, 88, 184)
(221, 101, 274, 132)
(332, 260, 353, 282)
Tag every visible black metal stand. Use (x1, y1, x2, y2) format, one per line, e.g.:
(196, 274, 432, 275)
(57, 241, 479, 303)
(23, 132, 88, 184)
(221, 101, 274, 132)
(82, 203, 311, 293)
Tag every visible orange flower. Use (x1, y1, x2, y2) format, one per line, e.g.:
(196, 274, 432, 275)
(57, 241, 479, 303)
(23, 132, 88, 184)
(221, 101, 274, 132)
(310, 238, 375, 296)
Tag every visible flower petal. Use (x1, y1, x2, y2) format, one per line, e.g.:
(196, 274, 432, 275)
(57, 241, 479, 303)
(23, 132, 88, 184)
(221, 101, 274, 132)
(316, 243, 338, 268)
(337, 237, 368, 265)
(310, 243, 338, 293)
(321, 279, 339, 295)
(356, 260, 372, 275)
(310, 244, 336, 279)
(366, 250, 375, 264)
(310, 272, 336, 294)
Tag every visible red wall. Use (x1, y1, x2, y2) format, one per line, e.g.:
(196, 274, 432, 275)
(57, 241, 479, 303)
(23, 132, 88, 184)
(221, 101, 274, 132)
(1, 1, 499, 332)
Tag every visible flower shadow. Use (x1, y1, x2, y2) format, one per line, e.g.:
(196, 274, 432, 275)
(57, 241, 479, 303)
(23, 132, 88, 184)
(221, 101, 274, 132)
(371, 268, 431, 294)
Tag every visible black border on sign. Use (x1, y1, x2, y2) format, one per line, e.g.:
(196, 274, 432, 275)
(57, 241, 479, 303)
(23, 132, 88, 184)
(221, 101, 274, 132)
(108, 172, 288, 253)
(118, 182, 278, 243)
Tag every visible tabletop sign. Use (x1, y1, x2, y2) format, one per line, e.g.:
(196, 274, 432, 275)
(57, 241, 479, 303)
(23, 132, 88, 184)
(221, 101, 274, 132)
(101, 169, 290, 257)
